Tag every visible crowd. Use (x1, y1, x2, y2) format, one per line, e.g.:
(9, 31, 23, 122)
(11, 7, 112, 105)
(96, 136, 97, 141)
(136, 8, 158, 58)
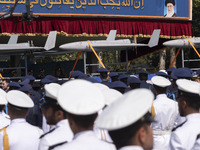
(0, 67, 200, 150)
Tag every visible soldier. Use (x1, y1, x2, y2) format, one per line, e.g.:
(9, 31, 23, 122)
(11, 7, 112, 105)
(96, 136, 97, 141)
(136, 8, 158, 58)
(150, 76, 180, 150)
(94, 88, 122, 143)
(39, 83, 73, 150)
(127, 76, 141, 90)
(109, 81, 128, 94)
(169, 79, 200, 149)
(97, 68, 110, 86)
(0, 90, 43, 150)
(21, 76, 43, 127)
(118, 74, 129, 85)
(7, 82, 21, 91)
(54, 79, 116, 150)
(0, 89, 10, 130)
(109, 72, 119, 82)
(1, 79, 10, 92)
(71, 71, 87, 79)
(167, 68, 193, 100)
(96, 88, 155, 150)
(137, 70, 152, 90)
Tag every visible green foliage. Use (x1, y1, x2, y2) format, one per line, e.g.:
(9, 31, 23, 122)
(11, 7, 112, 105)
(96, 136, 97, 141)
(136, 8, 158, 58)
(34, 52, 81, 63)
(192, 0, 200, 36)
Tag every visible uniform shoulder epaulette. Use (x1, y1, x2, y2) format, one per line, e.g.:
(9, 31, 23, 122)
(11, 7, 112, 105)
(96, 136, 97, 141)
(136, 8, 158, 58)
(197, 133, 200, 140)
(0, 125, 8, 132)
(40, 128, 56, 139)
(3, 113, 10, 119)
(48, 141, 68, 150)
(172, 121, 186, 132)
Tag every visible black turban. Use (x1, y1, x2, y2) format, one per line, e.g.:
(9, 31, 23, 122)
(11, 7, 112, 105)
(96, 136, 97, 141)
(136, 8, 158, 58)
(165, 0, 175, 6)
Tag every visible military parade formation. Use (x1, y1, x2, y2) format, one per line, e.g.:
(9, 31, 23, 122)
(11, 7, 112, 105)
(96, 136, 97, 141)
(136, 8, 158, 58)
(0, 66, 199, 150)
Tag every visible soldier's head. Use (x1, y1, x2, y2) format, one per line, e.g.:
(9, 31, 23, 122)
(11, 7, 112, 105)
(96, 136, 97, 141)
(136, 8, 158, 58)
(6, 90, 34, 120)
(57, 80, 105, 135)
(96, 89, 154, 150)
(176, 79, 200, 116)
(97, 68, 109, 81)
(42, 83, 66, 125)
(2, 79, 10, 91)
(138, 70, 149, 81)
(151, 76, 171, 95)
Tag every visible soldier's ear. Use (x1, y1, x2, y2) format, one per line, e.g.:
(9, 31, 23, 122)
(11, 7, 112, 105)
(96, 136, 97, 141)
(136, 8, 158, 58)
(182, 100, 187, 109)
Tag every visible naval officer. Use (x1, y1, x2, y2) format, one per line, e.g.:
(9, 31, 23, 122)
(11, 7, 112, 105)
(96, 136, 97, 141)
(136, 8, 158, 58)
(39, 83, 73, 150)
(0, 90, 43, 150)
(150, 76, 180, 150)
(94, 88, 122, 143)
(137, 70, 152, 90)
(54, 79, 116, 150)
(95, 88, 155, 150)
(0, 88, 10, 130)
(169, 79, 200, 150)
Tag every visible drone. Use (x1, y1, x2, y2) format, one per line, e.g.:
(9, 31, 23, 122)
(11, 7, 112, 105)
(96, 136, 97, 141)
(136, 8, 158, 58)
(0, 0, 39, 25)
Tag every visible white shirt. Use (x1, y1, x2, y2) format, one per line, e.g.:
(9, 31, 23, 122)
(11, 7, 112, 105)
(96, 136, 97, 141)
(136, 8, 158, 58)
(42, 115, 56, 133)
(192, 135, 200, 150)
(39, 119, 73, 150)
(0, 111, 10, 129)
(169, 113, 200, 150)
(54, 130, 116, 150)
(0, 118, 43, 150)
(119, 146, 143, 150)
(150, 94, 180, 150)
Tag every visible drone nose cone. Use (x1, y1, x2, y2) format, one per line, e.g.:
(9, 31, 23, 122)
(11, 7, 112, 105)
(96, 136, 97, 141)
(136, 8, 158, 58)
(59, 43, 78, 50)
(163, 40, 176, 47)
(163, 39, 184, 47)
(59, 42, 87, 51)
(59, 44, 67, 49)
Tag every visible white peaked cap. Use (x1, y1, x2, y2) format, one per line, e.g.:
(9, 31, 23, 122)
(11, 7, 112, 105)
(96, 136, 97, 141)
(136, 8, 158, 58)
(0, 88, 7, 105)
(95, 88, 154, 131)
(44, 83, 61, 100)
(159, 69, 168, 75)
(102, 89, 123, 106)
(58, 79, 105, 115)
(151, 76, 171, 87)
(6, 90, 34, 108)
(93, 83, 109, 91)
(176, 79, 200, 95)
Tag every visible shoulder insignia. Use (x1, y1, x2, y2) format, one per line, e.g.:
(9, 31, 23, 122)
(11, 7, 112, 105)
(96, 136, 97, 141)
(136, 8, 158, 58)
(40, 128, 56, 139)
(0, 126, 8, 132)
(2, 113, 10, 119)
(172, 121, 186, 132)
(48, 141, 68, 150)
(197, 133, 200, 140)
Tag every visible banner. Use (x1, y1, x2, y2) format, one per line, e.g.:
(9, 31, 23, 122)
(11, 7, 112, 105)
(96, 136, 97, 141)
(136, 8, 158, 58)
(0, 0, 192, 20)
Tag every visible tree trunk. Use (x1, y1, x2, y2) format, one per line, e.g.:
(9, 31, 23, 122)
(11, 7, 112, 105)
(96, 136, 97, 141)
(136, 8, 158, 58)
(170, 47, 176, 68)
(159, 49, 166, 70)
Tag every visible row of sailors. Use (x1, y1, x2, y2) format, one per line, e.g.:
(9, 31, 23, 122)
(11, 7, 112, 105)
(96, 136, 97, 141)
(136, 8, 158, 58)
(0, 67, 199, 149)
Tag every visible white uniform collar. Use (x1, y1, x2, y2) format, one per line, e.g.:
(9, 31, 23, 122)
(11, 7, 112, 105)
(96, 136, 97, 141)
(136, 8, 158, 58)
(73, 130, 93, 140)
(186, 113, 200, 120)
(56, 119, 69, 127)
(118, 145, 144, 150)
(11, 118, 26, 124)
(156, 94, 167, 99)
